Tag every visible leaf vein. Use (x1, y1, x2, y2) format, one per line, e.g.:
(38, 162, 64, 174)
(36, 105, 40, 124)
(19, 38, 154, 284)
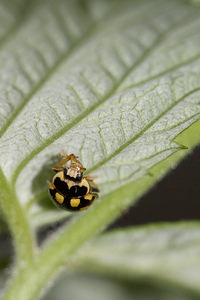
(87, 87, 200, 174)
(12, 9, 195, 184)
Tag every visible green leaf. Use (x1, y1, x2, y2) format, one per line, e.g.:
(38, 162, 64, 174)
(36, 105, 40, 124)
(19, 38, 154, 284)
(0, 0, 199, 226)
(0, 0, 28, 42)
(0, 0, 200, 299)
(42, 272, 197, 300)
(75, 222, 200, 298)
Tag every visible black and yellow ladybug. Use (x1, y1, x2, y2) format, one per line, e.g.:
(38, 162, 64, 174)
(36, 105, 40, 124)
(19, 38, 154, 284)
(48, 154, 99, 211)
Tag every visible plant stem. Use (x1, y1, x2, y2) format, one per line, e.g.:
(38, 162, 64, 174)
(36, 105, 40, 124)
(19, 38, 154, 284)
(0, 168, 35, 267)
(2, 187, 133, 300)
(0, 157, 187, 300)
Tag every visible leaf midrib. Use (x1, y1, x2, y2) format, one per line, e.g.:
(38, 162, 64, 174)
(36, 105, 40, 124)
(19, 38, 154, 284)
(12, 10, 195, 185)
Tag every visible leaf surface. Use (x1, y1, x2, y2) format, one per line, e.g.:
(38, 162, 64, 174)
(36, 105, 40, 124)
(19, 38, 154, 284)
(0, 0, 199, 225)
(42, 271, 197, 300)
(75, 222, 200, 297)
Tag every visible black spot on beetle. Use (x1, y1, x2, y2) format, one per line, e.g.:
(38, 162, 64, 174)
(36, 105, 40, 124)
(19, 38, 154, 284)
(49, 188, 56, 198)
(69, 185, 87, 197)
(53, 177, 69, 195)
(53, 177, 87, 197)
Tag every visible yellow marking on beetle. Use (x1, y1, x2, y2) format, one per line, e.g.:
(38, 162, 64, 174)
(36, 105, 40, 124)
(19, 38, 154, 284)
(80, 206, 89, 210)
(66, 180, 76, 189)
(66, 178, 90, 193)
(84, 194, 93, 201)
(49, 182, 55, 190)
(53, 171, 65, 183)
(70, 198, 80, 207)
(55, 192, 64, 204)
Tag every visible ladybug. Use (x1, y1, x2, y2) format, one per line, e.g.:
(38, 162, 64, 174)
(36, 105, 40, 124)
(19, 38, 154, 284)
(48, 154, 99, 211)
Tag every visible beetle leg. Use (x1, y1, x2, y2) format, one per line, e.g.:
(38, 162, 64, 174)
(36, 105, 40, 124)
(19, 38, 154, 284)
(60, 153, 84, 168)
(84, 175, 100, 192)
(52, 157, 70, 171)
